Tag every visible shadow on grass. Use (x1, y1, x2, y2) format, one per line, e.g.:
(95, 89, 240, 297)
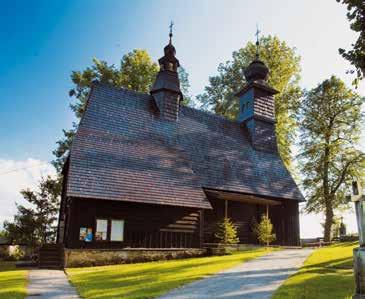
(273, 243, 357, 299)
(302, 256, 353, 270)
(67, 250, 268, 299)
(0, 262, 27, 299)
(273, 268, 354, 299)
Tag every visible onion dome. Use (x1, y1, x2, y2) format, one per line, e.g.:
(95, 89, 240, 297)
(158, 22, 180, 72)
(244, 59, 269, 82)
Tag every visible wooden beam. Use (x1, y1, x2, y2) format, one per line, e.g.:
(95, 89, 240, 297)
(225, 199, 228, 218)
(205, 189, 282, 206)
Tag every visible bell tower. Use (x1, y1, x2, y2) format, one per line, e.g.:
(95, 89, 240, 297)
(236, 30, 279, 152)
(150, 22, 182, 121)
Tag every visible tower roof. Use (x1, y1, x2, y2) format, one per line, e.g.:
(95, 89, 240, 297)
(244, 26, 269, 83)
(244, 59, 269, 83)
(158, 21, 180, 70)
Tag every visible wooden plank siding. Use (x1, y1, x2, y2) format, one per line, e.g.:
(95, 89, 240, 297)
(62, 196, 300, 249)
(204, 198, 300, 246)
(204, 198, 259, 244)
(64, 198, 202, 249)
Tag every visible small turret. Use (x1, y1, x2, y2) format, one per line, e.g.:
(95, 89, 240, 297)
(150, 22, 182, 121)
(235, 28, 279, 152)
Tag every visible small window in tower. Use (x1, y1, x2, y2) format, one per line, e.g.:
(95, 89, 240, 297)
(246, 102, 250, 110)
(168, 62, 174, 70)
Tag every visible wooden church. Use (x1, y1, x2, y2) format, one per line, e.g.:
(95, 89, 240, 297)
(57, 30, 304, 250)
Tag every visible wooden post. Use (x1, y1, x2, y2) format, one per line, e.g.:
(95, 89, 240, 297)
(199, 209, 204, 248)
(224, 200, 228, 245)
(266, 204, 269, 247)
(225, 199, 228, 219)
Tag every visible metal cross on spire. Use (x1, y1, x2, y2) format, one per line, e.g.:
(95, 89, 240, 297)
(255, 24, 260, 59)
(169, 21, 174, 43)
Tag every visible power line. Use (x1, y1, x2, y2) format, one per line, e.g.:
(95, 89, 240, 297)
(0, 161, 53, 176)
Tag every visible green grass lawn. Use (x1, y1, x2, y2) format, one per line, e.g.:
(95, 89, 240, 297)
(0, 261, 28, 299)
(67, 247, 271, 299)
(273, 242, 358, 299)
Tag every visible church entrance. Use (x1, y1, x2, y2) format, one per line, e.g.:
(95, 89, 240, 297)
(203, 189, 283, 245)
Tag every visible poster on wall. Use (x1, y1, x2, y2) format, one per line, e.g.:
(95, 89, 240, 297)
(85, 228, 93, 242)
(96, 219, 108, 241)
(79, 227, 87, 241)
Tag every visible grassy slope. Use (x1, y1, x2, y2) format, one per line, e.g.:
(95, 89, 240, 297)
(0, 262, 27, 299)
(67, 248, 270, 299)
(273, 242, 358, 299)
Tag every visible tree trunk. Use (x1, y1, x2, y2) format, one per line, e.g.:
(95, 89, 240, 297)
(323, 199, 334, 242)
(323, 141, 332, 243)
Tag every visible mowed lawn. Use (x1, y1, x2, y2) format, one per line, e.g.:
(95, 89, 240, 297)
(67, 247, 270, 299)
(273, 242, 358, 299)
(0, 262, 28, 299)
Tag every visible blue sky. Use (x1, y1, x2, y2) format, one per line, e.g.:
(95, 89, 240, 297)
(0, 0, 363, 236)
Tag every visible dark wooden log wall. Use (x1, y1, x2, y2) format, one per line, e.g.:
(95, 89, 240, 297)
(269, 201, 300, 246)
(64, 198, 202, 249)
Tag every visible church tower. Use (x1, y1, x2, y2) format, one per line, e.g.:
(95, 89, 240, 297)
(236, 33, 279, 152)
(150, 22, 182, 121)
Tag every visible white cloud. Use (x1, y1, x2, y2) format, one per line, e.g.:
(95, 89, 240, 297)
(0, 158, 55, 229)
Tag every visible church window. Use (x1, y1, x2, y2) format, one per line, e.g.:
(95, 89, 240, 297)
(95, 218, 125, 242)
(111, 220, 125, 241)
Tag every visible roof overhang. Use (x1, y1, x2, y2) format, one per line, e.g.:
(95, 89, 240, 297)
(235, 81, 279, 97)
(204, 188, 283, 206)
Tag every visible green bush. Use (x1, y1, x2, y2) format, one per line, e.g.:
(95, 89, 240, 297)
(256, 215, 276, 246)
(215, 217, 239, 245)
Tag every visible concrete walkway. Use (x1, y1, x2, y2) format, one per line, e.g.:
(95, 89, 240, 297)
(27, 269, 79, 299)
(159, 248, 313, 299)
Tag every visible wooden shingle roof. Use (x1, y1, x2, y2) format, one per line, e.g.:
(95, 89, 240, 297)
(65, 83, 304, 209)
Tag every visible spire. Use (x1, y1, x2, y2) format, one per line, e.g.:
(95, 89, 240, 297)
(150, 23, 182, 121)
(255, 24, 260, 60)
(169, 21, 174, 44)
(243, 26, 269, 83)
(158, 21, 180, 72)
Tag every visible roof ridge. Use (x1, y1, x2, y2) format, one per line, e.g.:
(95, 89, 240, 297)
(95, 81, 238, 125)
(94, 81, 152, 98)
(181, 105, 238, 125)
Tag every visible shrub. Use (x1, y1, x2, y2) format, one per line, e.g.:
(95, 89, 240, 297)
(215, 217, 239, 245)
(256, 215, 276, 246)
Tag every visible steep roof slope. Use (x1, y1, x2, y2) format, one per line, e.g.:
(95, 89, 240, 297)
(65, 83, 304, 209)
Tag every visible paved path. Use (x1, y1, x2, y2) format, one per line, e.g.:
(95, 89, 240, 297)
(27, 269, 79, 299)
(159, 248, 313, 299)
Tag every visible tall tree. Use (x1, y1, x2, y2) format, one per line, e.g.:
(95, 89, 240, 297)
(298, 76, 364, 242)
(4, 176, 61, 247)
(197, 35, 302, 169)
(337, 0, 365, 84)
